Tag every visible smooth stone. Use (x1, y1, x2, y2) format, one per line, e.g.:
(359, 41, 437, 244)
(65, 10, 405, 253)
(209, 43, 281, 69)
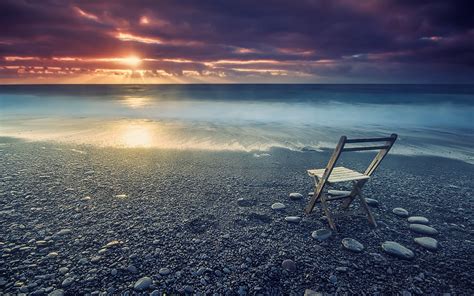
(134, 277, 152, 291)
(61, 278, 74, 288)
(304, 290, 323, 296)
(328, 190, 350, 196)
(365, 198, 379, 207)
(289, 193, 303, 200)
(127, 265, 137, 273)
(382, 241, 415, 259)
(115, 194, 127, 198)
(392, 208, 409, 217)
(341, 238, 364, 252)
(159, 268, 171, 275)
(282, 259, 296, 272)
(271, 203, 286, 210)
(55, 229, 72, 236)
(103, 240, 122, 248)
(184, 285, 194, 293)
(311, 229, 332, 241)
(47, 252, 59, 258)
(58, 267, 69, 274)
(414, 237, 439, 250)
(285, 216, 302, 223)
(48, 290, 64, 296)
(407, 216, 429, 224)
(409, 224, 438, 235)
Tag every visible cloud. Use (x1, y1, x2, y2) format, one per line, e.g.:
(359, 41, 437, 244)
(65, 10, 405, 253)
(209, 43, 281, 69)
(0, 0, 473, 83)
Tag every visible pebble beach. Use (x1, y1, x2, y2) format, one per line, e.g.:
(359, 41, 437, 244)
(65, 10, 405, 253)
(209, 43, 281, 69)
(1, 138, 473, 295)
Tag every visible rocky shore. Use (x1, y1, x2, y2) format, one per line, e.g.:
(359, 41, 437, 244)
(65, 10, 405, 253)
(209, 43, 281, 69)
(0, 139, 473, 295)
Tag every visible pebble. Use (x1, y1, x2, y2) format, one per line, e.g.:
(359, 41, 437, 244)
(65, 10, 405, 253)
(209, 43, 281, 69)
(237, 198, 253, 207)
(54, 229, 72, 236)
(58, 267, 69, 274)
(115, 194, 127, 198)
(127, 265, 138, 273)
(134, 277, 152, 291)
(392, 208, 409, 217)
(184, 285, 194, 293)
(365, 198, 379, 207)
(282, 259, 297, 272)
(409, 224, 438, 235)
(407, 216, 429, 224)
(328, 190, 350, 196)
(382, 241, 414, 260)
(103, 240, 122, 248)
(159, 267, 171, 275)
(341, 238, 364, 252)
(61, 278, 74, 288)
(289, 192, 303, 200)
(304, 289, 322, 296)
(284, 216, 302, 223)
(48, 289, 64, 296)
(311, 229, 332, 241)
(414, 237, 439, 251)
(47, 252, 59, 258)
(329, 274, 337, 284)
(271, 202, 286, 210)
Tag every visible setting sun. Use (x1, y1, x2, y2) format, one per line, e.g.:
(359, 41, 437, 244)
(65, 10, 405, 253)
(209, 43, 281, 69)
(121, 56, 142, 67)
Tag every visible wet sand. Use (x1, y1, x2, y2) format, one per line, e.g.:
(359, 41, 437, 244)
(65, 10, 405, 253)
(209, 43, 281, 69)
(0, 138, 473, 295)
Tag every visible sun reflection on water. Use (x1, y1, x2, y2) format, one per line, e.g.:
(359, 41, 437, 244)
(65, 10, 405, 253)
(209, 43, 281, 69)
(119, 122, 154, 147)
(121, 96, 150, 108)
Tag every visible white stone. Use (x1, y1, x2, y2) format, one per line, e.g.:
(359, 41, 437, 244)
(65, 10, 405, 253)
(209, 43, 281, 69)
(382, 241, 414, 259)
(134, 277, 152, 291)
(342, 238, 364, 252)
(284, 216, 302, 223)
(271, 203, 286, 210)
(289, 193, 303, 200)
(414, 237, 439, 251)
(392, 208, 409, 217)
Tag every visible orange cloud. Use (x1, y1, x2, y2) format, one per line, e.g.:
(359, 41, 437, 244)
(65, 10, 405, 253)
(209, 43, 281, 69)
(116, 32, 162, 44)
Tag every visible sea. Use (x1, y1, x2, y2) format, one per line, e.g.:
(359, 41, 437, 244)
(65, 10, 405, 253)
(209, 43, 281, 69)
(0, 84, 473, 163)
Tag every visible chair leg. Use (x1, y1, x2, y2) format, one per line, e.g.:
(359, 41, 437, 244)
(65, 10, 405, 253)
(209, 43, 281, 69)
(356, 189, 377, 227)
(320, 192, 337, 231)
(341, 180, 364, 209)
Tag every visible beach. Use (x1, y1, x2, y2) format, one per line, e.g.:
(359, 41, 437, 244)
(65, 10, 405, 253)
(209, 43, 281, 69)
(1, 138, 473, 294)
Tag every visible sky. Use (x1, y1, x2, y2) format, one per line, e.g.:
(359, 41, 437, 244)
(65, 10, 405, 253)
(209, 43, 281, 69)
(0, 0, 473, 84)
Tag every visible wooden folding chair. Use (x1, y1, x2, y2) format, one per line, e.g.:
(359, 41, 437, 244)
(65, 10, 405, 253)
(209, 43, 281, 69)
(305, 134, 397, 231)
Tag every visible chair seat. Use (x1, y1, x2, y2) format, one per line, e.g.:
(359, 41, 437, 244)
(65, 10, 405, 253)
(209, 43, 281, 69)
(307, 166, 370, 183)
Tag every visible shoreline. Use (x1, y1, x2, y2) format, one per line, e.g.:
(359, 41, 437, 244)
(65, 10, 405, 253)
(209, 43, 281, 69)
(1, 139, 473, 294)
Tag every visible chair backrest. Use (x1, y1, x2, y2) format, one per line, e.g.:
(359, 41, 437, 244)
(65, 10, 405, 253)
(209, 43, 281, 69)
(329, 133, 398, 176)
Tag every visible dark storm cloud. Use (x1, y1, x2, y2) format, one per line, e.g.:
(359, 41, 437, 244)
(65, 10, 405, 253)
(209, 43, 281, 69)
(0, 0, 473, 82)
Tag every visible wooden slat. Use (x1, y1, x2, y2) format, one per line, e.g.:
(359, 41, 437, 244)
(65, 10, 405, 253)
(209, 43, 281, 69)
(345, 137, 395, 143)
(342, 145, 390, 152)
(329, 175, 369, 182)
(308, 166, 369, 183)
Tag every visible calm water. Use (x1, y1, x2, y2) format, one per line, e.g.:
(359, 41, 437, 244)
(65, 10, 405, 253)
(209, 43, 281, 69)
(1, 84, 473, 162)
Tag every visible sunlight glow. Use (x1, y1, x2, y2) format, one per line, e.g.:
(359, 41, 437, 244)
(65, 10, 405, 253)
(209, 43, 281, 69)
(121, 96, 150, 108)
(121, 56, 142, 67)
(120, 123, 153, 148)
(140, 16, 150, 25)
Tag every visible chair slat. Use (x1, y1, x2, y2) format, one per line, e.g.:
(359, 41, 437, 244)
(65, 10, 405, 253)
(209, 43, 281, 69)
(345, 137, 395, 143)
(342, 145, 390, 152)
